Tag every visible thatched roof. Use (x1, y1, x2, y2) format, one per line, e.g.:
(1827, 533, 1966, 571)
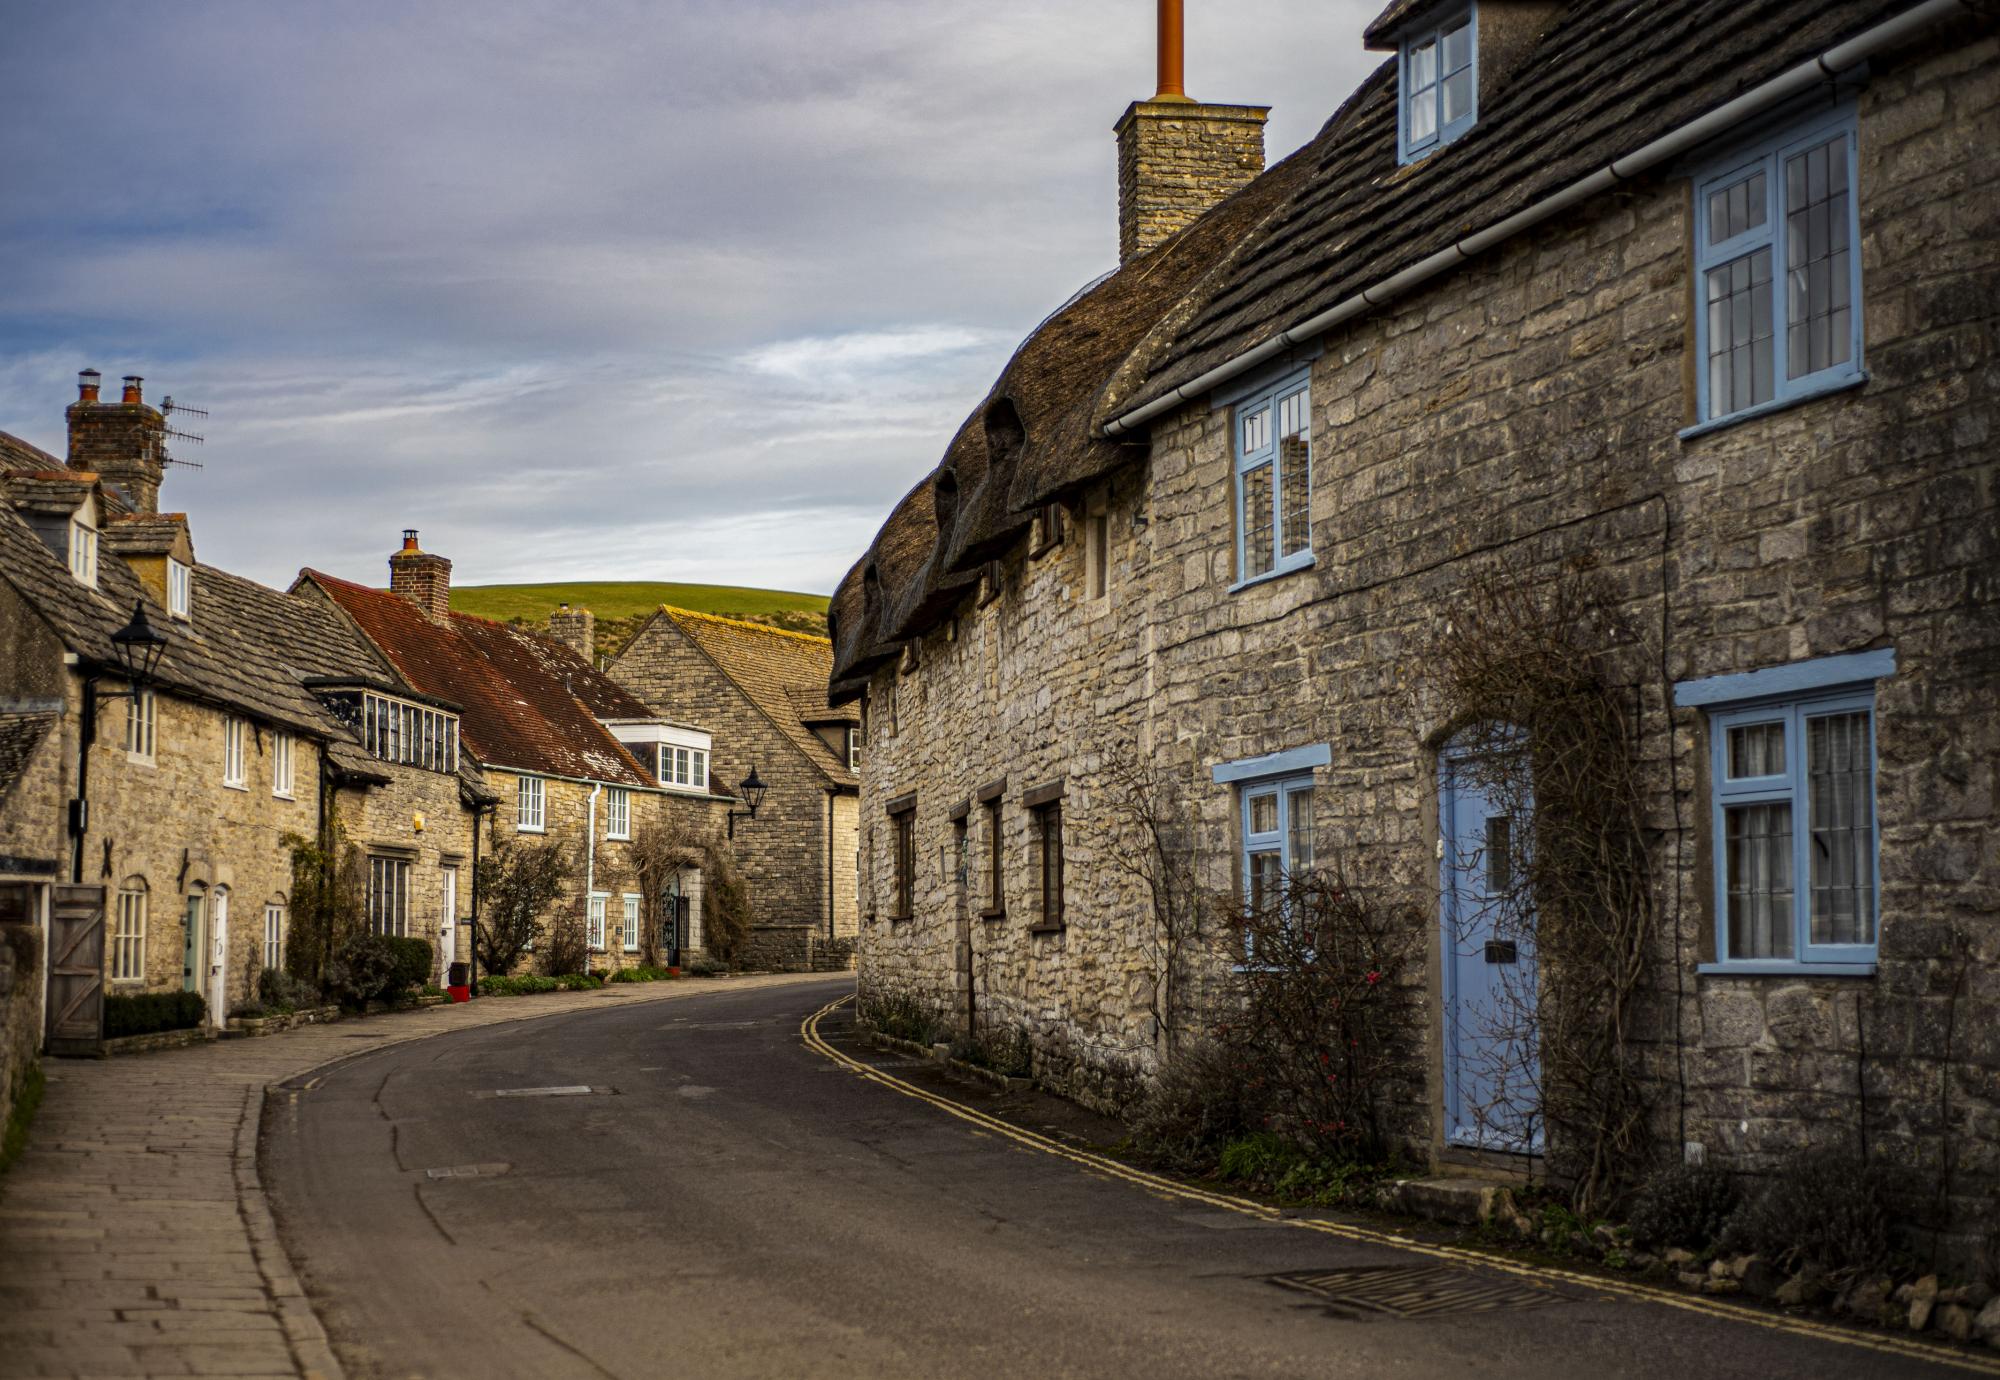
(826, 136, 1321, 697)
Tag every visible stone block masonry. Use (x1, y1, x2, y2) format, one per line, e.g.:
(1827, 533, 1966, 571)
(1115, 99, 1267, 264)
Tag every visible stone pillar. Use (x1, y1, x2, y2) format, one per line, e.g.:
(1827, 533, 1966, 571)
(1114, 99, 1268, 264)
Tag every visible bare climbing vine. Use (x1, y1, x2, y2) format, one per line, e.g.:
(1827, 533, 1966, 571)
(1432, 556, 1658, 1214)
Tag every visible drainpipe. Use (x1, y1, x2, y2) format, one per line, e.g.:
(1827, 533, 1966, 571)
(1102, 0, 1979, 437)
(826, 790, 836, 946)
(69, 675, 100, 884)
(585, 782, 601, 970)
(468, 800, 490, 998)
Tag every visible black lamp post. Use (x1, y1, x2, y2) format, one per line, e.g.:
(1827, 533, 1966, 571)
(727, 764, 767, 839)
(72, 603, 172, 882)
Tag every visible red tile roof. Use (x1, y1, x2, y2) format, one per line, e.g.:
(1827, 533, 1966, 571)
(302, 570, 659, 788)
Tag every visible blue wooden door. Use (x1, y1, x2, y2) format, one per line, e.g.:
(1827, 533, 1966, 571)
(1439, 742, 1540, 1153)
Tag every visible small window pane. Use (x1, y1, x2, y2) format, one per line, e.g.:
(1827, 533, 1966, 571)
(1249, 792, 1278, 836)
(1706, 247, 1774, 415)
(1442, 68, 1473, 125)
(1727, 722, 1786, 778)
(1441, 20, 1471, 73)
(1241, 462, 1274, 577)
(1241, 404, 1270, 455)
(1783, 135, 1852, 379)
(1725, 802, 1794, 959)
(1248, 851, 1281, 914)
(1409, 38, 1437, 90)
(1807, 711, 1874, 945)
(1409, 85, 1437, 143)
(1286, 788, 1314, 871)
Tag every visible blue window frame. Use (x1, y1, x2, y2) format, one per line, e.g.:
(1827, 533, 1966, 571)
(1232, 370, 1312, 588)
(1398, 6, 1477, 164)
(1690, 108, 1864, 430)
(1677, 652, 1890, 975)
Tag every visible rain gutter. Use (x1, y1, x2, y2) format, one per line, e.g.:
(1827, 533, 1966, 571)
(1102, 0, 1974, 438)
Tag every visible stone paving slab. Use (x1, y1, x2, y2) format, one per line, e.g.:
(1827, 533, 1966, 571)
(0, 973, 842, 1380)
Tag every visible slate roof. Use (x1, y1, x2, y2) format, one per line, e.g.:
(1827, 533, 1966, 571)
(646, 607, 855, 789)
(0, 429, 61, 473)
(1114, 0, 1929, 418)
(0, 710, 57, 813)
(303, 571, 661, 789)
(0, 489, 340, 742)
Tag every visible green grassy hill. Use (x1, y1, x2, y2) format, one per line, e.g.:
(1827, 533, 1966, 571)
(451, 581, 829, 660)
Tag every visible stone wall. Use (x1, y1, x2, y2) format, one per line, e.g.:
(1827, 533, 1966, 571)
(71, 674, 321, 1025)
(0, 582, 67, 872)
(331, 758, 474, 985)
(860, 22, 2000, 1246)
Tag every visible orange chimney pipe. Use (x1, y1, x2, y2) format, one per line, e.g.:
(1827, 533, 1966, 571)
(1156, 0, 1186, 100)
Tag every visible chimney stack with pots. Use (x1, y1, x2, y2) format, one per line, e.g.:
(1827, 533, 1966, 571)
(388, 529, 453, 621)
(67, 368, 168, 514)
(548, 602, 597, 665)
(1114, 0, 1268, 263)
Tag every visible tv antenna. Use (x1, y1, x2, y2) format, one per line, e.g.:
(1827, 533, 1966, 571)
(159, 396, 206, 471)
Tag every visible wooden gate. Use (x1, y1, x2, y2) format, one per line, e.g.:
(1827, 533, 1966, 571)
(45, 884, 106, 1057)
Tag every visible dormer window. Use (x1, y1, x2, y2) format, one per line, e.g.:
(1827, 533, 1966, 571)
(167, 558, 192, 619)
(1399, 9, 1475, 163)
(69, 517, 98, 587)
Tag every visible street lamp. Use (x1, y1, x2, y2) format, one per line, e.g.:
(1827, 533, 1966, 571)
(72, 602, 172, 882)
(727, 764, 767, 839)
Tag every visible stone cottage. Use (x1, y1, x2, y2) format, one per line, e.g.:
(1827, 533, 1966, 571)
(301, 543, 733, 969)
(0, 377, 379, 1038)
(831, 0, 2000, 1257)
(612, 606, 859, 970)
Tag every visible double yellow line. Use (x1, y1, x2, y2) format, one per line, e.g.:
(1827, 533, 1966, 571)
(801, 995, 1999, 1376)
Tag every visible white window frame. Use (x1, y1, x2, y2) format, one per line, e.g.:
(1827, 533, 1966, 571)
(605, 787, 630, 840)
(271, 731, 294, 799)
(360, 692, 459, 773)
(167, 558, 192, 619)
(112, 883, 147, 983)
(125, 688, 156, 762)
(517, 775, 546, 833)
(587, 893, 608, 952)
(622, 893, 643, 953)
(691, 748, 707, 791)
(263, 902, 286, 971)
(222, 716, 247, 789)
(846, 727, 861, 773)
(69, 518, 98, 587)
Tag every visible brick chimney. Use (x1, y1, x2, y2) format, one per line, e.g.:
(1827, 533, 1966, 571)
(1114, 1, 1268, 263)
(388, 529, 452, 621)
(548, 602, 596, 664)
(67, 370, 168, 514)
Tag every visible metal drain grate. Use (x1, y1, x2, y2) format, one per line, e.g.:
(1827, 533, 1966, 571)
(1270, 1264, 1565, 1318)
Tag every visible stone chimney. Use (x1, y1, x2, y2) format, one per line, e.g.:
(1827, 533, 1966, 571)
(548, 603, 596, 664)
(67, 370, 168, 514)
(1114, 1, 1267, 263)
(388, 529, 452, 621)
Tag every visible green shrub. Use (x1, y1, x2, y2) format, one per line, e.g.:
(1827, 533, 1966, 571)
(555, 972, 602, 991)
(860, 991, 940, 1046)
(686, 954, 725, 978)
(257, 967, 319, 1013)
(608, 966, 677, 984)
(480, 974, 559, 996)
(1722, 1149, 1901, 1277)
(104, 990, 206, 1039)
(326, 931, 398, 1008)
(1627, 1161, 1741, 1252)
(1129, 1039, 1273, 1176)
(1210, 1131, 1396, 1206)
(385, 937, 433, 994)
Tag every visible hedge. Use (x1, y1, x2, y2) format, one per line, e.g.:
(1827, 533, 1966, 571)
(104, 990, 206, 1039)
(386, 937, 433, 994)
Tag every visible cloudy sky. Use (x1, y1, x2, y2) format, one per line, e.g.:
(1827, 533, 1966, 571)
(0, 1, 1384, 594)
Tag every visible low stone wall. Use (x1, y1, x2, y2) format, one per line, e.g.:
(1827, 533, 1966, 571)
(105, 1025, 218, 1057)
(740, 926, 857, 974)
(1, 923, 42, 1141)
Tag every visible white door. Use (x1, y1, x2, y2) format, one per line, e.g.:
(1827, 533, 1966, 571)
(439, 867, 458, 976)
(209, 887, 230, 1028)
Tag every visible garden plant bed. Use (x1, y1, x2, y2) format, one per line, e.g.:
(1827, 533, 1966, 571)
(104, 1026, 218, 1057)
(225, 1006, 344, 1038)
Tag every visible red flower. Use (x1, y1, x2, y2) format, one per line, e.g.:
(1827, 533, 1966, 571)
(1365, 970, 1382, 985)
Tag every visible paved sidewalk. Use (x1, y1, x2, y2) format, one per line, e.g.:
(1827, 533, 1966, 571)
(0, 972, 845, 1379)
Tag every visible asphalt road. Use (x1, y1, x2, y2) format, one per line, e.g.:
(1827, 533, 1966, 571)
(263, 976, 1976, 1380)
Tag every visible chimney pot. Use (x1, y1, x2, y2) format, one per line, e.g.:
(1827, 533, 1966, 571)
(121, 375, 143, 405)
(402, 529, 420, 551)
(1156, 0, 1187, 100)
(78, 369, 101, 403)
